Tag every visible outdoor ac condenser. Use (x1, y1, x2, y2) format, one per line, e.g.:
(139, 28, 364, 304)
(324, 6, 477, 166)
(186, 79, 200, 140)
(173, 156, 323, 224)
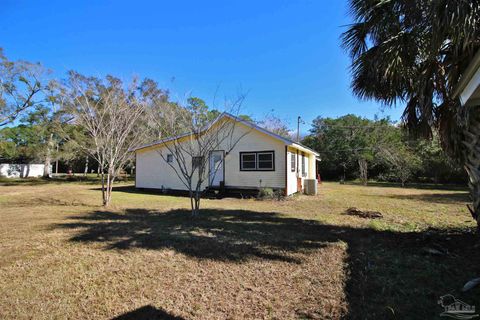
(304, 179, 317, 195)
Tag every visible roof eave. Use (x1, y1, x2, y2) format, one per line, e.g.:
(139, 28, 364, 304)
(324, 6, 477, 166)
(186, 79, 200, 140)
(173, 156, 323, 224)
(453, 49, 480, 100)
(290, 142, 320, 156)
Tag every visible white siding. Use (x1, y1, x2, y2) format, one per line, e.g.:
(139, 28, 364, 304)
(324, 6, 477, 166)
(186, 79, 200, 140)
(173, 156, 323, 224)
(284, 147, 317, 195)
(135, 121, 286, 191)
(460, 63, 480, 106)
(135, 148, 190, 190)
(286, 147, 298, 195)
(308, 153, 316, 179)
(224, 122, 286, 189)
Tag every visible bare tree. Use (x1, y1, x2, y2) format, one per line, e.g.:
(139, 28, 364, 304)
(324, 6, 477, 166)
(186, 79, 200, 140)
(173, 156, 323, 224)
(378, 146, 420, 187)
(146, 94, 249, 216)
(61, 72, 146, 206)
(0, 48, 46, 127)
(258, 114, 293, 139)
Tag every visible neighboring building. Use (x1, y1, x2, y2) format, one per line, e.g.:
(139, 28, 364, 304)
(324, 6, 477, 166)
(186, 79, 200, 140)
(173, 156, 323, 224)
(132, 113, 319, 196)
(0, 164, 48, 178)
(454, 49, 480, 106)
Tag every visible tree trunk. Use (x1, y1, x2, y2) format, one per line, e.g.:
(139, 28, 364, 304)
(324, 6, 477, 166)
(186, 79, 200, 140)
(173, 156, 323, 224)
(43, 133, 54, 178)
(188, 187, 202, 217)
(358, 158, 368, 185)
(463, 110, 480, 231)
(103, 171, 115, 207)
(193, 192, 201, 217)
(84, 156, 89, 177)
(101, 171, 107, 206)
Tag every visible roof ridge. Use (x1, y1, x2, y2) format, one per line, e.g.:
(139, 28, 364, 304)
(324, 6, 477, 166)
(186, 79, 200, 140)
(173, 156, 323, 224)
(130, 112, 319, 156)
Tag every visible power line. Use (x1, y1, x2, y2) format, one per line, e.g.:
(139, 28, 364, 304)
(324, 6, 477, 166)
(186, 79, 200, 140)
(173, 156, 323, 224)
(312, 124, 401, 129)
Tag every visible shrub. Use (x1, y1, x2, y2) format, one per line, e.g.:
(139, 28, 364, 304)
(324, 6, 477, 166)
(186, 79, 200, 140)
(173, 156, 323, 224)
(257, 187, 274, 200)
(257, 188, 285, 201)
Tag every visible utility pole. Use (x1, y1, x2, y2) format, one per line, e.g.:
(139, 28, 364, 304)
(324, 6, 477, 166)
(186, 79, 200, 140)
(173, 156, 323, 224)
(297, 116, 304, 142)
(297, 116, 300, 142)
(297, 116, 302, 142)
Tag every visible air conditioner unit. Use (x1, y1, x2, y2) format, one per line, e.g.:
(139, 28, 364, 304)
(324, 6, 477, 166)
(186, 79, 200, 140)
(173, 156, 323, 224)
(304, 179, 317, 195)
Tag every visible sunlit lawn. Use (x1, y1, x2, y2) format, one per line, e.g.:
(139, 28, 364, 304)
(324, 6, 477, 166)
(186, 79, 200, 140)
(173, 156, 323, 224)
(0, 179, 478, 319)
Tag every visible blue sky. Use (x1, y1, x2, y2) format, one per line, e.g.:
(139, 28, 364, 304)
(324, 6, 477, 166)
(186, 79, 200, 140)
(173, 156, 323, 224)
(0, 0, 403, 133)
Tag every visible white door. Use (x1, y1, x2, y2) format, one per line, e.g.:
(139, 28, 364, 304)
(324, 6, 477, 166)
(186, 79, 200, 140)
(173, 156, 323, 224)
(209, 151, 224, 187)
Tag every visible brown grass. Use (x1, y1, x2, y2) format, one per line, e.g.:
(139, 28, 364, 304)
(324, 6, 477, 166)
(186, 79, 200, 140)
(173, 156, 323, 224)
(0, 181, 478, 319)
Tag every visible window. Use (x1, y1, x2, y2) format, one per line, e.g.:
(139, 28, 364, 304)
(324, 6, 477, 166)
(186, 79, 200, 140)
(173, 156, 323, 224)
(240, 151, 274, 171)
(291, 153, 295, 172)
(192, 156, 203, 171)
(301, 153, 306, 177)
(166, 154, 173, 163)
(257, 152, 273, 170)
(240, 153, 256, 170)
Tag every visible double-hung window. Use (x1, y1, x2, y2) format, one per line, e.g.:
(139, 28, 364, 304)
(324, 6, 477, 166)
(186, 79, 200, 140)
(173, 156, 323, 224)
(240, 153, 256, 170)
(257, 152, 274, 170)
(240, 151, 274, 171)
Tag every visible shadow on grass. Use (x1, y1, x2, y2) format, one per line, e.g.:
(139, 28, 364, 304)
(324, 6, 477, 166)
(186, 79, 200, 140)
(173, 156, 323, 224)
(55, 208, 336, 263)
(0, 176, 134, 187)
(54, 208, 479, 319)
(98, 185, 255, 199)
(95, 185, 191, 197)
(112, 305, 184, 320)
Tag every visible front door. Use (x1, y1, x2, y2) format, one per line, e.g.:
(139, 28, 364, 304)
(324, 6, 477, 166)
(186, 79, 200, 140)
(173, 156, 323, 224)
(209, 150, 224, 187)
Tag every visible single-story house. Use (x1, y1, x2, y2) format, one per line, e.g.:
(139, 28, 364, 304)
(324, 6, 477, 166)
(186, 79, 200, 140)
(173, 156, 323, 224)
(132, 113, 320, 196)
(454, 49, 480, 107)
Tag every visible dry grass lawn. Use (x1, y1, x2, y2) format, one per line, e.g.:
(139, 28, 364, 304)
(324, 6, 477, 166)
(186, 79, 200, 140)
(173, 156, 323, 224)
(0, 180, 478, 319)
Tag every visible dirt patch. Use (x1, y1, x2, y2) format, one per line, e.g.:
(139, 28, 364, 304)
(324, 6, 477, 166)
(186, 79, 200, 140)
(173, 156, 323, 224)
(344, 207, 383, 219)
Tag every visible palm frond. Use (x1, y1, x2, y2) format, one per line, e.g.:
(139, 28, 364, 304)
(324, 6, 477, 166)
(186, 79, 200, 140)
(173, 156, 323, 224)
(343, 0, 480, 154)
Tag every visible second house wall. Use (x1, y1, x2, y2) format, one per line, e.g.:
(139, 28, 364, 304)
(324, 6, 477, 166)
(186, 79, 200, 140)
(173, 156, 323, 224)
(285, 147, 317, 195)
(286, 147, 298, 195)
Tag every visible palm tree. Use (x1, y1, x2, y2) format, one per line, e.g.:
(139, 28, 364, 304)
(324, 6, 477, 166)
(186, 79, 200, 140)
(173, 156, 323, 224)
(342, 0, 480, 229)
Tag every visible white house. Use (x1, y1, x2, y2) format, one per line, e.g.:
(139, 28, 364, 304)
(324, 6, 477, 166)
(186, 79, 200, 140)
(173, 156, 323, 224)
(454, 49, 480, 107)
(132, 113, 319, 196)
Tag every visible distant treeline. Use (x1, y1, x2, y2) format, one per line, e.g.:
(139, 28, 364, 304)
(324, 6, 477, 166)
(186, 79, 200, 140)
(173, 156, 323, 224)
(302, 114, 466, 185)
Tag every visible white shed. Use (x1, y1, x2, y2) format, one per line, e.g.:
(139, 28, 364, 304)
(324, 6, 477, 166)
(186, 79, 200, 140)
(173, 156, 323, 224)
(0, 164, 48, 178)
